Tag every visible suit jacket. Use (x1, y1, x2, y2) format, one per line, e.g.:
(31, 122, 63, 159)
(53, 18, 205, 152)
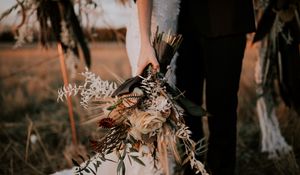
(178, 0, 256, 37)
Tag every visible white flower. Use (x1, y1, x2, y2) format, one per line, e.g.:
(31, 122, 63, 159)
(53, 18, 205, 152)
(129, 110, 167, 140)
(57, 69, 117, 108)
(148, 95, 172, 115)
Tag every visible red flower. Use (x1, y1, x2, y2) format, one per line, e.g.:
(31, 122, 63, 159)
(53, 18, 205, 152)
(98, 118, 115, 128)
(89, 139, 99, 150)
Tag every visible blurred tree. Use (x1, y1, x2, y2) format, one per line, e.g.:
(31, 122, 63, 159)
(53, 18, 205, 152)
(253, 0, 300, 163)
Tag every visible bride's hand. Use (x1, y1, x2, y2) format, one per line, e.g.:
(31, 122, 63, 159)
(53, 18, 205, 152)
(136, 43, 159, 75)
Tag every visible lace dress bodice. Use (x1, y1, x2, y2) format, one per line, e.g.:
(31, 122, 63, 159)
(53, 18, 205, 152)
(126, 0, 180, 76)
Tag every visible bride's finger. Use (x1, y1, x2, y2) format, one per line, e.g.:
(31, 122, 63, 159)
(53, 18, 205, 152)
(150, 59, 160, 72)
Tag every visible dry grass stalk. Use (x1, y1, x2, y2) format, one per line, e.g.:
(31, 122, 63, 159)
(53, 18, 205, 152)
(32, 123, 52, 164)
(273, 151, 300, 175)
(25, 116, 33, 162)
(12, 147, 44, 175)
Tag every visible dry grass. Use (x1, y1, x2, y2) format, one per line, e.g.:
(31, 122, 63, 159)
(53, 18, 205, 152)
(0, 42, 130, 174)
(0, 41, 299, 175)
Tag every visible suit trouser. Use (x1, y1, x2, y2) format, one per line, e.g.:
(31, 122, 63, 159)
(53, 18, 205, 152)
(176, 33, 246, 175)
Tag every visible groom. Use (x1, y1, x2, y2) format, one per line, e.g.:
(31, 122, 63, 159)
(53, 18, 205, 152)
(176, 0, 256, 174)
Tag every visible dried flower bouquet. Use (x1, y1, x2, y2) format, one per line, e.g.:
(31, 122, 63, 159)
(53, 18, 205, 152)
(58, 30, 208, 175)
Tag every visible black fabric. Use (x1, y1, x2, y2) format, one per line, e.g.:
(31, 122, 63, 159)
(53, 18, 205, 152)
(176, 1, 254, 174)
(176, 33, 246, 175)
(178, 0, 256, 38)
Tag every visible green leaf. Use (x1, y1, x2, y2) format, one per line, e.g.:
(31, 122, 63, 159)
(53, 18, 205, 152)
(72, 159, 80, 167)
(79, 155, 85, 162)
(88, 167, 96, 175)
(128, 135, 137, 143)
(129, 147, 138, 153)
(100, 156, 106, 161)
(84, 168, 90, 173)
(107, 105, 116, 111)
(182, 157, 190, 165)
(116, 150, 121, 158)
(127, 154, 135, 166)
(130, 156, 146, 166)
(105, 158, 117, 163)
(121, 149, 127, 159)
(117, 160, 125, 175)
(93, 162, 101, 171)
(122, 163, 126, 175)
(178, 97, 207, 117)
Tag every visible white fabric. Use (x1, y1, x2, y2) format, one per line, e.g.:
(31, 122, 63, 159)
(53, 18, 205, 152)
(125, 0, 180, 76)
(52, 154, 163, 175)
(254, 43, 291, 158)
(96, 153, 161, 175)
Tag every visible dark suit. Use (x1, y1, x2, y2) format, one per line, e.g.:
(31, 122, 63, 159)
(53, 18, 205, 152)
(176, 0, 255, 174)
(178, 0, 255, 37)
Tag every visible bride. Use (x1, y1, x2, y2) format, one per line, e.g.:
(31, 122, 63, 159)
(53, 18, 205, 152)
(96, 0, 180, 174)
(126, 0, 179, 76)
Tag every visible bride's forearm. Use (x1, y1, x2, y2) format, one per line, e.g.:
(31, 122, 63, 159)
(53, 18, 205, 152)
(135, 0, 158, 75)
(136, 0, 153, 45)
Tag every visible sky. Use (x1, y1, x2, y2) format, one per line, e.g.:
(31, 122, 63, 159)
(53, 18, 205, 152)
(0, 0, 130, 29)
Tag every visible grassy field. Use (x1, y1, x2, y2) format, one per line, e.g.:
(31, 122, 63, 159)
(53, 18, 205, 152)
(0, 41, 299, 175)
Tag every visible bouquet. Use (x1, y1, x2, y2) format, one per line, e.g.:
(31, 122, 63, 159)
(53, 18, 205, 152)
(58, 30, 208, 175)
